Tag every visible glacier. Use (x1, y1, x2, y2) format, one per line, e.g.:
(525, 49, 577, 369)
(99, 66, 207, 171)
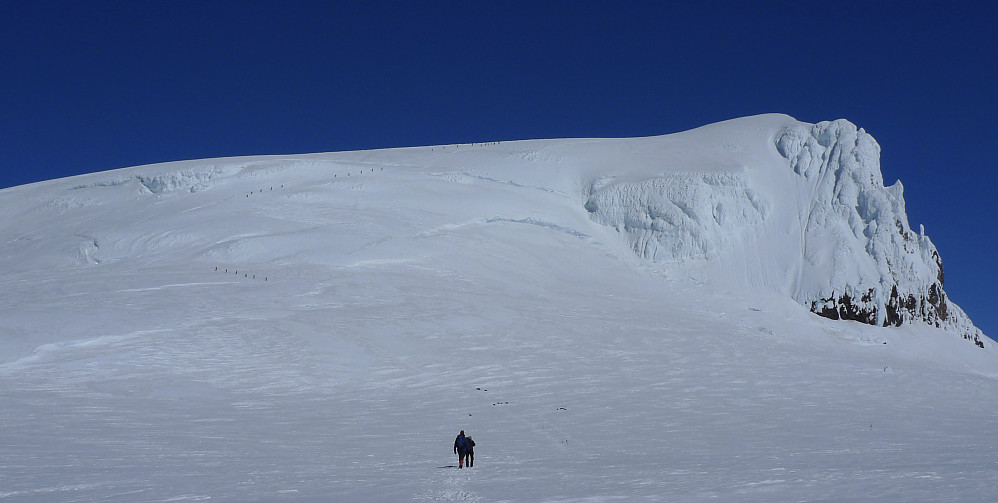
(0, 114, 995, 502)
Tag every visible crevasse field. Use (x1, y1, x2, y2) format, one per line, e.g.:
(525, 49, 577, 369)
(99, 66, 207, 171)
(1, 115, 995, 502)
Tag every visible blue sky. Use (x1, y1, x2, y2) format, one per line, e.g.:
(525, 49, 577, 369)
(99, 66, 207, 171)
(2, 1, 995, 338)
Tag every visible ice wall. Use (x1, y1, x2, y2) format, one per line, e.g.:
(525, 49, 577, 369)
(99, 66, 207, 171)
(583, 172, 770, 262)
(775, 120, 983, 345)
(585, 117, 986, 346)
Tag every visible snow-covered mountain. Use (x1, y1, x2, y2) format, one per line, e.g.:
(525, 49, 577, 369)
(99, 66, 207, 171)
(1, 114, 995, 502)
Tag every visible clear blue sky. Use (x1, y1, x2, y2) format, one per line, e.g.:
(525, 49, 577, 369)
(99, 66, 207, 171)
(2, 1, 995, 338)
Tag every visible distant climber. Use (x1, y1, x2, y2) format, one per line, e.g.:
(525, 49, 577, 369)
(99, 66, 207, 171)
(454, 430, 471, 468)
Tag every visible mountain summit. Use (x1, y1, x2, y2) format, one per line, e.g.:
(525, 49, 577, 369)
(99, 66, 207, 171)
(0, 114, 986, 347)
(584, 114, 985, 346)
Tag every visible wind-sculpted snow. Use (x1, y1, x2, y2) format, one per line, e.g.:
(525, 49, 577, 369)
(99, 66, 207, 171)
(776, 120, 985, 345)
(584, 172, 770, 261)
(580, 116, 984, 346)
(136, 165, 228, 193)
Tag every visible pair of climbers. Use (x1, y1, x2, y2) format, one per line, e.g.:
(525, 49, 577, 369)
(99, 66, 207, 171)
(453, 430, 476, 468)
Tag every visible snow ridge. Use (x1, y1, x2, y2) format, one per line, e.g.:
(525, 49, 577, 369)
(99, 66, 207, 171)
(0, 114, 984, 346)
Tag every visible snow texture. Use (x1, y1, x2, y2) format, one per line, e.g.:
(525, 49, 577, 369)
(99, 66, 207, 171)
(0, 114, 994, 502)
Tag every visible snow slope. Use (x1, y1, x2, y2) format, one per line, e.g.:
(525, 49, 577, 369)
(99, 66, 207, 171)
(1, 114, 996, 502)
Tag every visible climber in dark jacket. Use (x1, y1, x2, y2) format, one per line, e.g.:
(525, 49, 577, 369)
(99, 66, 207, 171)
(454, 430, 470, 468)
(466, 435, 476, 467)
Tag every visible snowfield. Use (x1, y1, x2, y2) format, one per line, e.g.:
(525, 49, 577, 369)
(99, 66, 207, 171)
(1, 114, 995, 502)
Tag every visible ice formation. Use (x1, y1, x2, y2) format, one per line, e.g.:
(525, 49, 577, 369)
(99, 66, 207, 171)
(584, 116, 985, 346)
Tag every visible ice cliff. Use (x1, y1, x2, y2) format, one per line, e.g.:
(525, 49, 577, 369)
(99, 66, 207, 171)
(584, 116, 986, 346)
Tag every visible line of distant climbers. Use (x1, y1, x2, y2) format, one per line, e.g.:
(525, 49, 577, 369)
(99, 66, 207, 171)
(240, 145, 505, 198)
(243, 167, 387, 197)
(215, 266, 267, 281)
(245, 185, 282, 197)
(432, 141, 503, 151)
